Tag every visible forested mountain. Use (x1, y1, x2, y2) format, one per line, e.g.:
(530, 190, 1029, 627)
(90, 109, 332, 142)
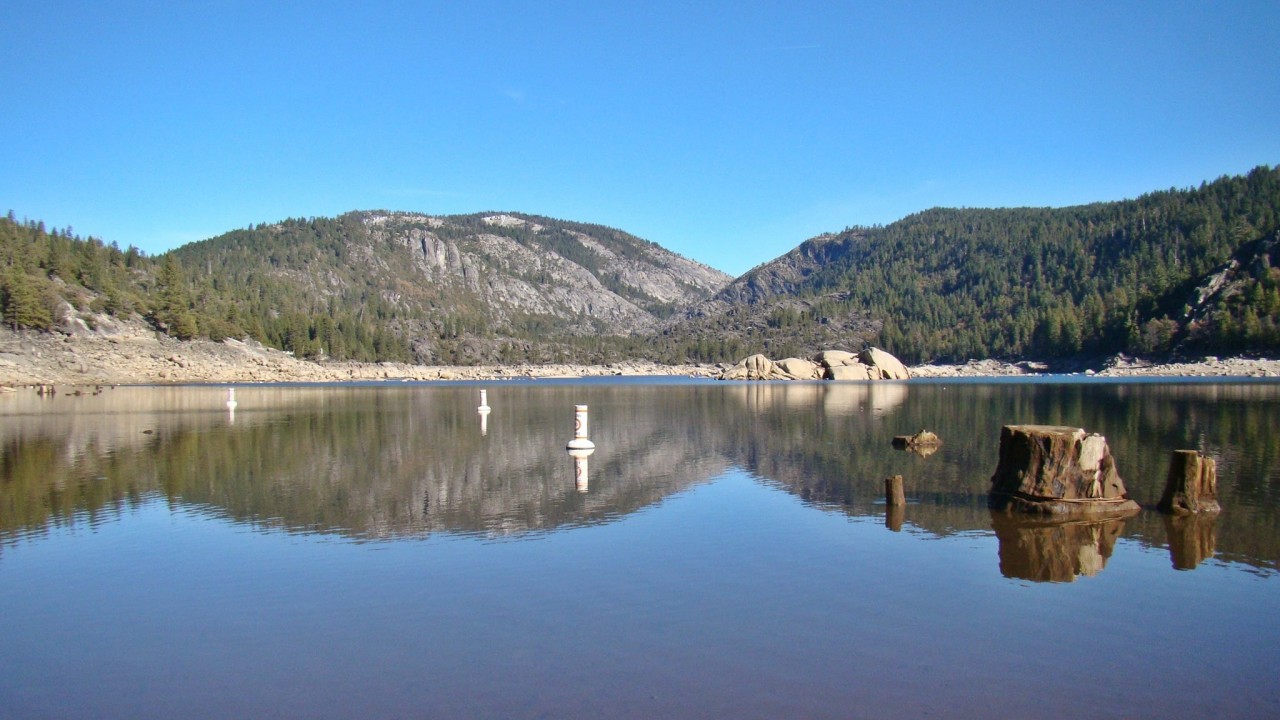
(662, 165, 1280, 363)
(0, 211, 730, 364)
(2, 166, 1278, 366)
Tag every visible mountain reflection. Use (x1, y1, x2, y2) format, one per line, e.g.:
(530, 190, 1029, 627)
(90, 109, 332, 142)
(1, 381, 1278, 576)
(0, 385, 730, 541)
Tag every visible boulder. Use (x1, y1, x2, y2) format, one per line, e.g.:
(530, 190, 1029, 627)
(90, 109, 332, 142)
(858, 347, 910, 380)
(827, 363, 874, 380)
(1157, 450, 1221, 515)
(988, 425, 1140, 515)
(776, 357, 822, 380)
(719, 353, 785, 380)
(813, 350, 858, 368)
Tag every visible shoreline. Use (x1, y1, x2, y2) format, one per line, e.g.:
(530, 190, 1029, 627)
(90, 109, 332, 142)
(2, 324, 1279, 387)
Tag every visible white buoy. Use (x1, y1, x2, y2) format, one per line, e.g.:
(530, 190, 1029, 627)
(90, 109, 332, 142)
(477, 389, 491, 436)
(566, 404, 595, 450)
(226, 387, 237, 423)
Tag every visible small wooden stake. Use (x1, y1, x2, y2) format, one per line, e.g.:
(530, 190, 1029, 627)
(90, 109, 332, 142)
(885, 475, 905, 507)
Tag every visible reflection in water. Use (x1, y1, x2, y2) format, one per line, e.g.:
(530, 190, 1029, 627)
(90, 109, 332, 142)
(885, 503, 905, 532)
(569, 448, 593, 493)
(3, 380, 1279, 720)
(1164, 512, 1218, 570)
(991, 512, 1135, 582)
(2, 381, 1279, 574)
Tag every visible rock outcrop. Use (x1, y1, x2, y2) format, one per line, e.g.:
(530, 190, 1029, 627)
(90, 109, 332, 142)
(988, 425, 1141, 515)
(718, 347, 911, 381)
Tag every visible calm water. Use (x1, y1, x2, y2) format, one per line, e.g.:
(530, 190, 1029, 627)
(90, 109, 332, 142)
(1, 379, 1278, 719)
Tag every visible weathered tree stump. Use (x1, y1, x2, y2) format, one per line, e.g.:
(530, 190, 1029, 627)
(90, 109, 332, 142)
(988, 425, 1140, 515)
(1157, 450, 1221, 515)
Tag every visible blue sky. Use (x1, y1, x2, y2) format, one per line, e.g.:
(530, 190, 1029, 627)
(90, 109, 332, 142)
(4, 1, 1279, 276)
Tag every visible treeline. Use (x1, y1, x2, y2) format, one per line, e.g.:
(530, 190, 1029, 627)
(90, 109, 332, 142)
(681, 165, 1280, 364)
(0, 213, 415, 362)
(0, 211, 151, 332)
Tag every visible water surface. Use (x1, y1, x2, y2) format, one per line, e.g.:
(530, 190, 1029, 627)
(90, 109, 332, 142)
(1, 380, 1277, 718)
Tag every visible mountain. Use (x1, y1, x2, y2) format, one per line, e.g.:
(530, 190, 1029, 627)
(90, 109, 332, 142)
(661, 165, 1280, 363)
(3, 167, 1279, 366)
(170, 211, 731, 363)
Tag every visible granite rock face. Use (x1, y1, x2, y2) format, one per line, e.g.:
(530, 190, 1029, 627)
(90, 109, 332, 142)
(988, 425, 1140, 515)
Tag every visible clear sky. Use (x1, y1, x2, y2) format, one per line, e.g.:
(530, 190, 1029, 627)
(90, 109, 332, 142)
(4, 1, 1279, 276)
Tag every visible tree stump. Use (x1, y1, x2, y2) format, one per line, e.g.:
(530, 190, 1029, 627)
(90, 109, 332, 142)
(1157, 450, 1221, 515)
(988, 425, 1140, 515)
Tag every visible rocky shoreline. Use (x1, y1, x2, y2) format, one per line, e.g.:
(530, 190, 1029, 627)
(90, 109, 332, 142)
(2, 322, 1278, 388)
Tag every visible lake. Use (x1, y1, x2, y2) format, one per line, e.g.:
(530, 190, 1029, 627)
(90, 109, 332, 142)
(1, 379, 1278, 719)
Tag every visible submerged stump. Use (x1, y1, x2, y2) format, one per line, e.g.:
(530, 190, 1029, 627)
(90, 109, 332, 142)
(988, 425, 1140, 516)
(1157, 450, 1221, 515)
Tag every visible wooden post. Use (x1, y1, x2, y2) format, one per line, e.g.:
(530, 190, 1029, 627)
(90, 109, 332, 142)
(885, 475, 905, 507)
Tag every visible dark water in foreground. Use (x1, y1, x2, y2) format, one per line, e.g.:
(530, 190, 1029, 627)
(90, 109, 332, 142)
(1, 379, 1278, 719)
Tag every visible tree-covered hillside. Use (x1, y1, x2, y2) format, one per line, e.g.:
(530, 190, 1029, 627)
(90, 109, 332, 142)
(0, 210, 730, 364)
(666, 165, 1280, 363)
(3, 167, 1278, 367)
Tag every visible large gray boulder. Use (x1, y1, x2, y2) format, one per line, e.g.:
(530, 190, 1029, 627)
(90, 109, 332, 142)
(776, 357, 823, 380)
(813, 350, 858, 368)
(827, 364, 874, 380)
(858, 347, 911, 380)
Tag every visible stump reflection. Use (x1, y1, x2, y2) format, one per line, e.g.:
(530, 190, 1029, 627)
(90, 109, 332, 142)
(991, 511, 1136, 583)
(1163, 512, 1218, 570)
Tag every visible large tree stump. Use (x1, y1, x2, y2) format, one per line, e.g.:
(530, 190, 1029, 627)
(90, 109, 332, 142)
(988, 425, 1140, 515)
(1157, 450, 1221, 515)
